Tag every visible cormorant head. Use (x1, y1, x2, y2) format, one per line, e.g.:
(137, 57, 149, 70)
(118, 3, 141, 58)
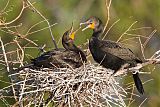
(80, 16, 103, 32)
(62, 25, 79, 50)
(62, 26, 76, 43)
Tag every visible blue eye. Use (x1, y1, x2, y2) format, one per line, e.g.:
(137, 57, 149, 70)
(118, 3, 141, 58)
(89, 20, 92, 22)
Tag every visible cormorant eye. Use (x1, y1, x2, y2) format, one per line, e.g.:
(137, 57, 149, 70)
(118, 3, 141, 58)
(88, 20, 93, 24)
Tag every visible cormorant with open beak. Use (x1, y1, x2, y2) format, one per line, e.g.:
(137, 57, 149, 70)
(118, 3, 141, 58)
(17, 26, 87, 70)
(80, 16, 144, 94)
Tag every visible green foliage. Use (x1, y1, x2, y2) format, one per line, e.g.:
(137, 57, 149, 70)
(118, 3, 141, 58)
(0, 0, 160, 106)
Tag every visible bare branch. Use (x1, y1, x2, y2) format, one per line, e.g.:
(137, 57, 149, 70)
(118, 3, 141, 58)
(102, 19, 120, 40)
(114, 52, 160, 76)
(0, 1, 27, 26)
(0, 37, 10, 72)
(103, 0, 112, 33)
(0, 37, 18, 101)
(116, 21, 137, 43)
(25, 0, 58, 49)
(143, 30, 157, 49)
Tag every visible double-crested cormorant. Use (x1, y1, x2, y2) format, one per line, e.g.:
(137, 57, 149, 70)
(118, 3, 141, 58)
(80, 16, 144, 94)
(17, 27, 87, 70)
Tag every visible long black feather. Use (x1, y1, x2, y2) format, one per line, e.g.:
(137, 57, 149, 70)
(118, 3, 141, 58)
(132, 73, 144, 94)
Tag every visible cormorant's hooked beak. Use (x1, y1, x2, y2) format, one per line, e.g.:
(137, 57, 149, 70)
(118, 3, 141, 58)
(68, 24, 75, 40)
(80, 22, 89, 31)
(69, 25, 81, 40)
(69, 32, 75, 40)
(80, 21, 95, 31)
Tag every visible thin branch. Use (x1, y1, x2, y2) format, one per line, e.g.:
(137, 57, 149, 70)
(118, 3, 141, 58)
(124, 33, 149, 38)
(26, 23, 58, 36)
(129, 27, 152, 31)
(139, 98, 147, 107)
(0, 1, 27, 26)
(18, 71, 29, 106)
(14, 39, 24, 66)
(0, 37, 10, 72)
(116, 21, 137, 43)
(114, 53, 160, 76)
(102, 19, 120, 40)
(143, 30, 157, 49)
(0, 0, 10, 14)
(0, 37, 18, 101)
(138, 37, 146, 60)
(26, 0, 58, 49)
(103, 0, 112, 33)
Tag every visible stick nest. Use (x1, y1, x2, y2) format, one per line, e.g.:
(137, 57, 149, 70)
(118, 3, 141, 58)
(5, 63, 127, 107)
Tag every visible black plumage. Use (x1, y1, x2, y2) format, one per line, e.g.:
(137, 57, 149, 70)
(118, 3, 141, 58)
(80, 16, 144, 94)
(17, 27, 87, 70)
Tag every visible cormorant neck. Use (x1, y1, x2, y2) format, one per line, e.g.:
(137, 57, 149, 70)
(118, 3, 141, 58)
(72, 44, 83, 54)
(69, 44, 87, 62)
(92, 24, 103, 38)
(74, 45, 87, 62)
(62, 40, 80, 53)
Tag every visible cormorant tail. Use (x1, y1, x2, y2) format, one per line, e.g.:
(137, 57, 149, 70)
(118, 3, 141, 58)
(132, 73, 144, 94)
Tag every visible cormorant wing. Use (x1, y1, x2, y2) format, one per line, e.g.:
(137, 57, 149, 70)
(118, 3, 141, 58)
(98, 40, 141, 62)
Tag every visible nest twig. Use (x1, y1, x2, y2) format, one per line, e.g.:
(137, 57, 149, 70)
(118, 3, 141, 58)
(0, 0, 160, 106)
(3, 63, 127, 107)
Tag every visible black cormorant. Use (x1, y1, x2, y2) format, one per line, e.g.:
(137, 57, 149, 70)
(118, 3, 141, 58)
(17, 27, 87, 70)
(80, 16, 144, 94)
